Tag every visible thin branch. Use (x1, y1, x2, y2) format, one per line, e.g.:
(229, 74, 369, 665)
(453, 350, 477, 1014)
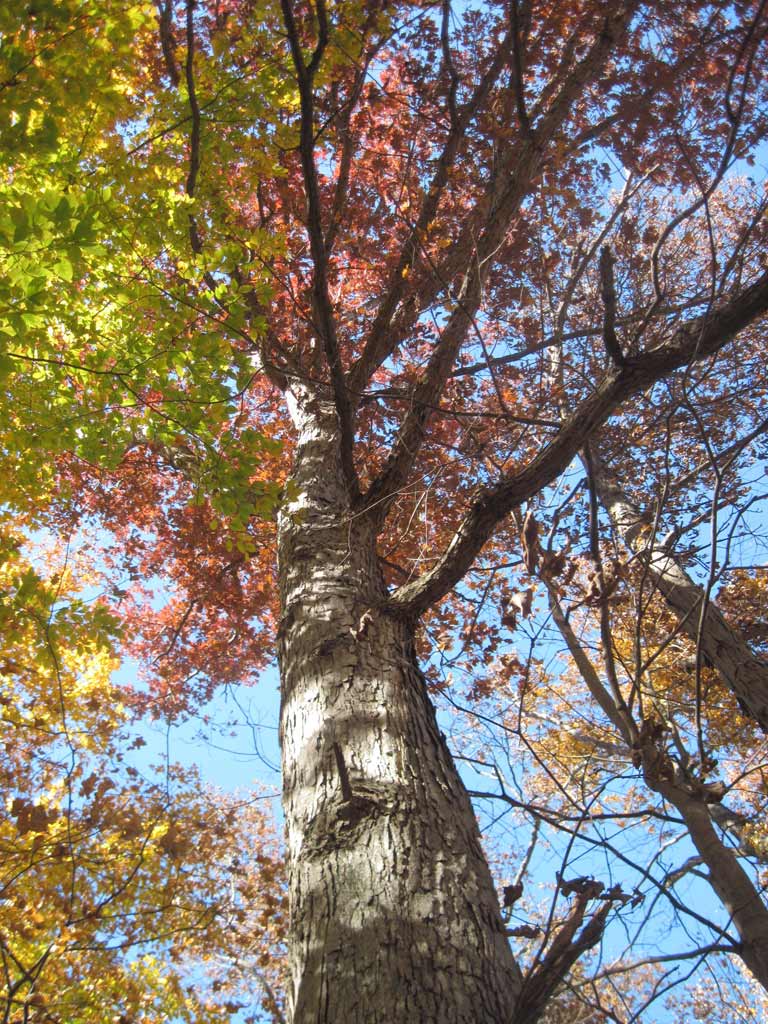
(451, 294, 716, 379)
(157, 0, 180, 86)
(590, 440, 768, 734)
(650, 0, 768, 299)
(594, 942, 739, 982)
(509, 0, 532, 137)
(544, 577, 634, 745)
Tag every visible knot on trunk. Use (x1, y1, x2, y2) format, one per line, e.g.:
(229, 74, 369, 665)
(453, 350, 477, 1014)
(632, 716, 674, 781)
(303, 785, 394, 857)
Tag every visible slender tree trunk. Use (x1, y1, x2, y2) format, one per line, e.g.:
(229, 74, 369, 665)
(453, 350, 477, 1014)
(545, 563, 768, 993)
(589, 448, 768, 733)
(640, 752, 768, 990)
(276, 391, 521, 1023)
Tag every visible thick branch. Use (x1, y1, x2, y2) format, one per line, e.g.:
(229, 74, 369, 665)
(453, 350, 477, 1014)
(349, 3, 641, 433)
(184, 0, 203, 253)
(509, 0, 531, 136)
(487, 4, 639, 222)
(389, 269, 768, 617)
(157, 0, 180, 86)
(425, 3, 638, 317)
(598, 245, 625, 366)
(440, 0, 460, 131)
(360, 130, 539, 523)
(512, 894, 612, 1024)
(280, 0, 359, 498)
(324, 61, 371, 255)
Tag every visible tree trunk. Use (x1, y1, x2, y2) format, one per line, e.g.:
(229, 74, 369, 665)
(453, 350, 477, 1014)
(276, 391, 521, 1023)
(641, 752, 768, 990)
(589, 447, 768, 733)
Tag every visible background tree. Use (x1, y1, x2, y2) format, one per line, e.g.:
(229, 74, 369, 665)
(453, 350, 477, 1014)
(0, 518, 287, 1023)
(1, 5, 286, 1022)
(3, 0, 768, 1022)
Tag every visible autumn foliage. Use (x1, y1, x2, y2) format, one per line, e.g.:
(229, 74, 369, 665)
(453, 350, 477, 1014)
(3, 0, 768, 1021)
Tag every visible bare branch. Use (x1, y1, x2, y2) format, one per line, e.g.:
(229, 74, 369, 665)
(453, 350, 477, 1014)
(650, 0, 768, 299)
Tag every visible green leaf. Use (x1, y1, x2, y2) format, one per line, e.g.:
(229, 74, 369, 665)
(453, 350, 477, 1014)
(53, 196, 72, 224)
(54, 257, 74, 282)
(11, 209, 30, 243)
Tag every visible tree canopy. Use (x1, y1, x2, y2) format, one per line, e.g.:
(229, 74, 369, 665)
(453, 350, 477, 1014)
(3, 0, 768, 1021)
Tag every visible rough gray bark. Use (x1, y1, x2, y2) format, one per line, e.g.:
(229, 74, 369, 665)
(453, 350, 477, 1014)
(588, 447, 768, 734)
(276, 388, 521, 1023)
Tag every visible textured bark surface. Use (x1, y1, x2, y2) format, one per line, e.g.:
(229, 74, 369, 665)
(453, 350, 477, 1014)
(591, 450, 768, 734)
(276, 391, 521, 1023)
